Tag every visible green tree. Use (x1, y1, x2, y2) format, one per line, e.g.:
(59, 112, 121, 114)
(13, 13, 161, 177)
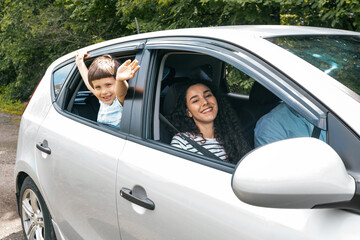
(1, 0, 360, 102)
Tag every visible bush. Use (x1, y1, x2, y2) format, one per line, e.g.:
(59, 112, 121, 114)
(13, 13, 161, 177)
(0, 87, 27, 115)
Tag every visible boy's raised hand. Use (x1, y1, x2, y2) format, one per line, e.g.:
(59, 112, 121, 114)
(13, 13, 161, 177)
(75, 50, 89, 67)
(116, 59, 140, 81)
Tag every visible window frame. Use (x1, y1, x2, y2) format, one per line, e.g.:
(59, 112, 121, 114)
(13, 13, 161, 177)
(51, 40, 146, 136)
(126, 36, 329, 171)
(52, 62, 76, 100)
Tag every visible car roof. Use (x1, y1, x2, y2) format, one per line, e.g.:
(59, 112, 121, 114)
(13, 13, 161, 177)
(79, 25, 360, 52)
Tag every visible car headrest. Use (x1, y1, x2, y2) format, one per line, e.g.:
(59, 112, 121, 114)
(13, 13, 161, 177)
(162, 78, 190, 116)
(161, 66, 176, 92)
(249, 81, 280, 105)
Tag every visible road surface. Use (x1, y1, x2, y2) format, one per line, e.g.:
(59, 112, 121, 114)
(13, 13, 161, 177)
(0, 112, 24, 239)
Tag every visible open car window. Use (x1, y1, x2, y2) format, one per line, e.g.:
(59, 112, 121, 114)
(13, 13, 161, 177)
(150, 49, 328, 166)
(60, 53, 138, 132)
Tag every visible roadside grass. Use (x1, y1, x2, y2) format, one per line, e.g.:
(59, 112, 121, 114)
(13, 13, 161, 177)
(0, 95, 27, 115)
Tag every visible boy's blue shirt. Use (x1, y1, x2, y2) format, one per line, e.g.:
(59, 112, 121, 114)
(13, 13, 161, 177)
(97, 97, 123, 129)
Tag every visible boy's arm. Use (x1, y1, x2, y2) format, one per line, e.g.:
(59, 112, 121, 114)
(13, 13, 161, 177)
(116, 59, 140, 105)
(115, 80, 129, 105)
(75, 51, 94, 93)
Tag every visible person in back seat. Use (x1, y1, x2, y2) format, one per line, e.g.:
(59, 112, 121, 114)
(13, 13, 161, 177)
(75, 51, 140, 129)
(254, 102, 326, 148)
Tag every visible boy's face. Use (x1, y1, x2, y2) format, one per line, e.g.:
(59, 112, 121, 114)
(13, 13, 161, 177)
(92, 77, 116, 105)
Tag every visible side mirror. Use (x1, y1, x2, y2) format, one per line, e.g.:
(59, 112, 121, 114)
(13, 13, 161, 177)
(232, 138, 357, 209)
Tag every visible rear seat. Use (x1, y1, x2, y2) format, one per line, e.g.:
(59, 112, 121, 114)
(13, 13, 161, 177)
(238, 82, 281, 148)
(71, 91, 100, 121)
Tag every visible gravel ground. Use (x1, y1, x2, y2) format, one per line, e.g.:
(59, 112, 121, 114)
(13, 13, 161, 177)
(0, 112, 24, 240)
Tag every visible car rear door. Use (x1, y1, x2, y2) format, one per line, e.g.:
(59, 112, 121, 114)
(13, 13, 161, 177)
(35, 43, 145, 239)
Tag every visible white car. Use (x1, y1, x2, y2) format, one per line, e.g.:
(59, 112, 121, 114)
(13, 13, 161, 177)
(15, 25, 360, 240)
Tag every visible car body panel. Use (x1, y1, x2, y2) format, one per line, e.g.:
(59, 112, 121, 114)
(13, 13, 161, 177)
(34, 105, 123, 239)
(15, 66, 53, 188)
(116, 140, 360, 240)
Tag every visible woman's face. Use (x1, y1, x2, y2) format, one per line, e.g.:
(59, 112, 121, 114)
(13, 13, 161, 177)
(185, 83, 218, 125)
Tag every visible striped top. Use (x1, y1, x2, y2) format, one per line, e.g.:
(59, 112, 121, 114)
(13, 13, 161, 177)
(171, 133, 228, 161)
(97, 97, 123, 129)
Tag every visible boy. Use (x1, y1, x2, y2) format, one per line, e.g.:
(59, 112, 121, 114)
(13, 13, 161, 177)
(75, 51, 140, 129)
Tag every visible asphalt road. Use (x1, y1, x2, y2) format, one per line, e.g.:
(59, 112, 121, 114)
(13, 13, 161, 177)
(0, 112, 24, 240)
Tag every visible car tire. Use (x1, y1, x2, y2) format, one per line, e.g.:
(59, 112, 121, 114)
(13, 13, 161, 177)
(19, 177, 56, 240)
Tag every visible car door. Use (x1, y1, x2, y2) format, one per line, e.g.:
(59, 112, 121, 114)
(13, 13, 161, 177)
(36, 109, 124, 239)
(35, 45, 144, 239)
(115, 38, 360, 239)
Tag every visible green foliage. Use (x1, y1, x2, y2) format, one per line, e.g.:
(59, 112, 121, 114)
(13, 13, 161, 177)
(226, 64, 254, 95)
(0, 87, 26, 115)
(1, 0, 360, 103)
(116, 0, 281, 33)
(0, 96, 26, 115)
(279, 0, 360, 30)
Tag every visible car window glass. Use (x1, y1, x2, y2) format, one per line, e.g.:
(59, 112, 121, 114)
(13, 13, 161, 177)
(267, 35, 360, 96)
(225, 63, 254, 96)
(53, 63, 74, 98)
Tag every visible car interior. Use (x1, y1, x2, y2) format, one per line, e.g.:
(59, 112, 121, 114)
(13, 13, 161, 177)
(65, 54, 137, 123)
(64, 50, 281, 150)
(154, 51, 281, 149)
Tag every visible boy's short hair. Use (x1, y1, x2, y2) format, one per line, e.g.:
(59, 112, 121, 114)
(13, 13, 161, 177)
(88, 54, 120, 88)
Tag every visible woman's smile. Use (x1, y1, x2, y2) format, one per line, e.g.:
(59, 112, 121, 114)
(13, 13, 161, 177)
(186, 83, 218, 125)
(201, 107, 213, 114)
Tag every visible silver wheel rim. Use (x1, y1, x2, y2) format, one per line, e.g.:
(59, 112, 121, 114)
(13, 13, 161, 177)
(21, 189, 45, 240)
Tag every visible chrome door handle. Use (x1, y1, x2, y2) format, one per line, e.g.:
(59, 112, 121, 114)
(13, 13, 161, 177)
(36, 141, 51, 155)
(120, 188, 155, 210)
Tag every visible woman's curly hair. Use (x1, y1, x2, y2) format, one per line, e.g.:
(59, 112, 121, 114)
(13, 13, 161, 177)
(167, 79, 251, 164)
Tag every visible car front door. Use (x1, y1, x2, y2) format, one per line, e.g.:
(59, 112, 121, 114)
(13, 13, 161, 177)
(115, 38, 360, 240)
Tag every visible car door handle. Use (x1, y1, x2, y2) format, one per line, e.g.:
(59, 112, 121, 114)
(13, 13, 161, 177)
(36, 141, 51, 155)
(120, 188, 155, 210)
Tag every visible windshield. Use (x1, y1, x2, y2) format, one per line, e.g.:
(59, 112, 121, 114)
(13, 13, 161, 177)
(267, 35, 360, 96)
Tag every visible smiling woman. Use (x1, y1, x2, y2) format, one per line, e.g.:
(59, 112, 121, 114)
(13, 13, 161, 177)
(185, 83, 219, 138)
(167, 79, 251, 164)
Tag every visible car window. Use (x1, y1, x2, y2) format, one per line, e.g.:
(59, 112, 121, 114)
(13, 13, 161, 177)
(267, 35, 360, 96)
(151, 50, 328, 165)
(225, 63, 254, 96)
(63, 53, 138, 132)
(53, 63, 74, 98)
(153, 52, 265, 164)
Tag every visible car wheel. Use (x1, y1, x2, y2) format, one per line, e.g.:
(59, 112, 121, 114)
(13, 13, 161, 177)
(20, 177, 56, 240)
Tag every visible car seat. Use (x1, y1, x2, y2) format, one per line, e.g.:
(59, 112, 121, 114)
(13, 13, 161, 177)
(239, 81, 281, 148)
(71, 91, 100, 121)
(160, 78, 191, 144)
